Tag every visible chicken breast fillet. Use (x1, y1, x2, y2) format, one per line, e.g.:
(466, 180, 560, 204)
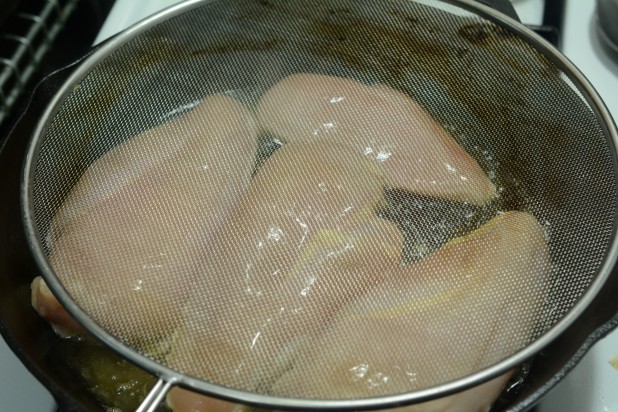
(30, 76, 543, 412)
(255, 73, 496, 205)
(167, 140, 404, 411)
(270, 211, 549, 412)
(31, 94, 257, 344)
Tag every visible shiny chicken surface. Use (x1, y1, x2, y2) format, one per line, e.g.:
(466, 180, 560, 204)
(256, 73, 496, 205)
(32, 94, 257, 344)
(30, 75, 547, 412)
(270, 211, 549, 410)
(167, 140, 404, 405)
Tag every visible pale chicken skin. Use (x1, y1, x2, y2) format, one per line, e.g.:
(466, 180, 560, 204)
(166, 141, 404, 410)
(255, 73, 496, 205)
(31, 94, 257, 344)
(270, 211, 549, 412)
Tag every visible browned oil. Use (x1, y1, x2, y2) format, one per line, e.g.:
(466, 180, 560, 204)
(50, 336, 170, 411)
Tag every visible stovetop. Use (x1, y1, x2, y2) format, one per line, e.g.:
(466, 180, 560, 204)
(1, 1, 617, 411)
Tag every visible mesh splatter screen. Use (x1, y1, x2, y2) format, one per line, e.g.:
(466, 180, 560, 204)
(25, 0, 617, 408)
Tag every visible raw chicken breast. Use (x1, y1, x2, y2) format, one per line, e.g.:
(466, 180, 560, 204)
(31, 94, 257, 344)
(255, 73, 495, 205)
(167, 141, 404, 410)
(31, 276, 83, 337)
(270, 211, 549, 411)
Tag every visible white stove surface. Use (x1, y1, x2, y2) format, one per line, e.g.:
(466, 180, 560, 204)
(1, 0, 617, 411)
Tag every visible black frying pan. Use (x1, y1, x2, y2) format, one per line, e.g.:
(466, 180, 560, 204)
(1, 1, 617, 411)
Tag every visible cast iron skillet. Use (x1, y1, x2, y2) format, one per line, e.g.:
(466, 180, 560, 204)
(1, 2, 618, 411)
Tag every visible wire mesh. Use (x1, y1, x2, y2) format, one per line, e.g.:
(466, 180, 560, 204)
(24, 0, 617, 408)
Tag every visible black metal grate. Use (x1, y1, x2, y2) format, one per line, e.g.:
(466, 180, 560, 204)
(0, 0, 80, 128)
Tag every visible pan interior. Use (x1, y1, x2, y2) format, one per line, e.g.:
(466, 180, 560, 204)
(25, 0, 617, 408)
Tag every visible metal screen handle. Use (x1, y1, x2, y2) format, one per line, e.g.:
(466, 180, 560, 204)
(136, 378, 174, 412)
